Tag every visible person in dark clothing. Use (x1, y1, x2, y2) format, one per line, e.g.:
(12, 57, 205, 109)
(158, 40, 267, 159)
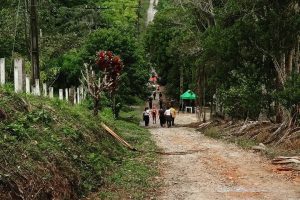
(143, 107, 150, 126)
(148, 97, 153, 109)
(170, 99, 175, 107)
(153, 91, 157, 100)
(159, 98, 163, 109)
(159, 92, 162, 98)
(158, 108, 166, 127)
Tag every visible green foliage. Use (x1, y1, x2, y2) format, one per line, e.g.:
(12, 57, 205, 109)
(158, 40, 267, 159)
(145, 0, 300, 119)
(0, 87, 158, 198)
(1, 0, 149, 105)
(278, 75, 300, 109)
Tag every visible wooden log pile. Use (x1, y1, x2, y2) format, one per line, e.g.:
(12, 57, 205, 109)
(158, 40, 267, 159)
(272, 156, 300, 171)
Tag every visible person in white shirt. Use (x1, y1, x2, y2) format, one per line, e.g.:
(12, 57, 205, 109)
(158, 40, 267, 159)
(143, 107, 150, 126)
(164, 107, 172, 128)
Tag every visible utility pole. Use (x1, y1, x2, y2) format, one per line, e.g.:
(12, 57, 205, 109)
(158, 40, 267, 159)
(180, 64, 184, 111)
(180, 65, 184, 95)
(30, 0, 40, 82)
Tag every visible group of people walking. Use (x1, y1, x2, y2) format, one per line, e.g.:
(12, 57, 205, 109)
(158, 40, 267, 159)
(143, 86, 177, 128)
(143, 106, 176, 128)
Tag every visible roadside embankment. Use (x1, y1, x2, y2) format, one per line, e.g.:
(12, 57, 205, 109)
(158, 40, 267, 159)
(0, 86, 158, 199)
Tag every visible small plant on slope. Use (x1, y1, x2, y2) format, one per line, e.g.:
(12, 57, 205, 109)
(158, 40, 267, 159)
(82, 51, 124, 116)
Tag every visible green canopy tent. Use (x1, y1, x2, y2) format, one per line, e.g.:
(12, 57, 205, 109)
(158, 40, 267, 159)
(180, 90, 197, 112)
(180, 90, 197, 100)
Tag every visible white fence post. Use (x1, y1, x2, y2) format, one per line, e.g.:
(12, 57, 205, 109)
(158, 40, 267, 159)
(14, 59, 22, 92)
(59, 89, 63, 100)
(80, 86, 84, 100)
(35, 79, 41, 96)
(77, 87, 80, 104)
(0, 58, 5, 85)
(73, 89, 77, 104)
(65, 88, 69, 101)
(15, 58, 24, 92)
(43, 83, 47, 97)
(26, 76, 30, 94)
(49, 87, 54, 98)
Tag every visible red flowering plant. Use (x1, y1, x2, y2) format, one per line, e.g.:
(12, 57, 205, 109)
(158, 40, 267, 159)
(82, 51, 124, 116)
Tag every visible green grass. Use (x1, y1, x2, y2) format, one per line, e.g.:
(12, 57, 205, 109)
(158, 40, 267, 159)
(98, 108, 158, 199)
(203, 127, 223, 139)
(0, 86, 158, 199)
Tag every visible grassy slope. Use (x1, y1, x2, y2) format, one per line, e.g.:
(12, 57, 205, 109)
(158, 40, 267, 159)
(0, 86, 158, 199)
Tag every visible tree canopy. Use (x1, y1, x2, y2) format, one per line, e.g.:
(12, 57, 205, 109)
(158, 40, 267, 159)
(145, 0, 300, 122)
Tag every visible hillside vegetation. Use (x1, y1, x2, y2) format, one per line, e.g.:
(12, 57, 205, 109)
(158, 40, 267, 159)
(0, 86, 157, 199)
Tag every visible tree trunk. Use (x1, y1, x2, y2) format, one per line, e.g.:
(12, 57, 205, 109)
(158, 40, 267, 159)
(202, 67, 206, 123)
(286, 49, 294, 77)
(280, 53, 286, 82)
(295, 38, 300, 74)
(196, 66, 202, 120)
(275, 76, 283, 123)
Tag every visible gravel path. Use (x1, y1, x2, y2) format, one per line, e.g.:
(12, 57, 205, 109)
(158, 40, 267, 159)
(148, 114, 300, 200)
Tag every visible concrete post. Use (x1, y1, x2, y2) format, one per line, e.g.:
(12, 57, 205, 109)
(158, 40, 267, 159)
(26, 76, 30, 94)
(14, 58, 24, 92)
(35, 79, 40, 96)
(0, 58, 5, 85)
(65, 88, 69, 101)
(43, 83, 47, 97)
(14, 60, 20, 92)
(73, 89, 77, 104)
(49, 87, 54, 98)
(77, 87, 80, 104)
(59, 89, 63, 100)
(80, 86, 84, 100)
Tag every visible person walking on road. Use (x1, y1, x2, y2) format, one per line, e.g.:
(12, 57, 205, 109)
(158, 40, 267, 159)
(153, 91, 157, 100)
(143, 107, 150, 126)
(159, 99, 163, 109)
(151, 106, 158, 124)
(159, 107, 166, 127)
(170, 106, 176, 126)
(148, 96, 153, 109)
(164, 107, 172, 128)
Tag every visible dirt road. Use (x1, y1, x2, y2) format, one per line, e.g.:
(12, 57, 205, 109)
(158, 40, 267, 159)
(148, 113, 300, 200)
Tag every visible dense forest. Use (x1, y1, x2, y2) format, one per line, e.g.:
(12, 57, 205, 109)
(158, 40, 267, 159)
(0, 0, 150, 104)
(145, 0, 300, 124)
(0, 0, 300, 199)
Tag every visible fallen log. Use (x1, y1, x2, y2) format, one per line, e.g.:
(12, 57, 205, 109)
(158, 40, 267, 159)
(101, 122, 136, 151)
(272, 159, 300, 165)
(272, 156, 300, 165)
(198, 122, 212, 129)
(235, 121, 259, 136)
(272, 156, 300, 160)
(276, 166, 295, 171)
(252, 143, 267, 151)
(264, 122, 288, 144)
